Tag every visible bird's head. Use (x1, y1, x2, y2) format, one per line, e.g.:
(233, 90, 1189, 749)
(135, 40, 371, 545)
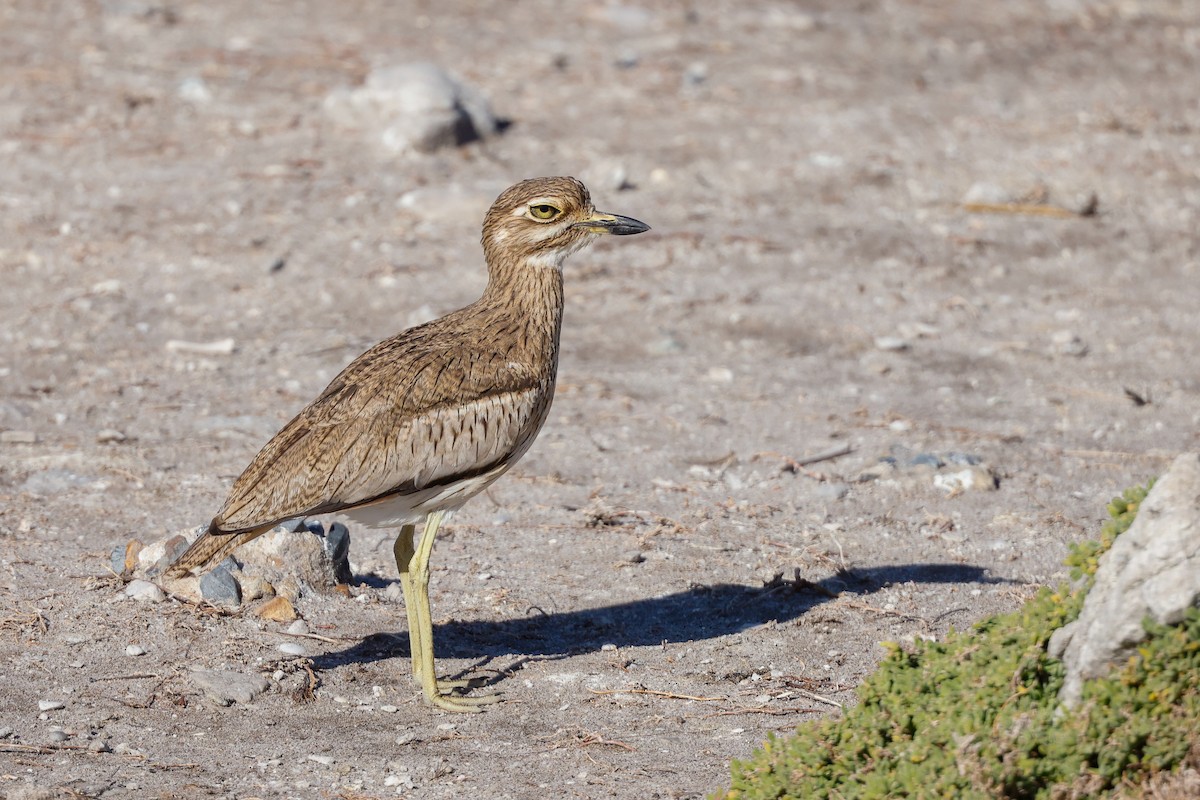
(481, 176, 650, 272)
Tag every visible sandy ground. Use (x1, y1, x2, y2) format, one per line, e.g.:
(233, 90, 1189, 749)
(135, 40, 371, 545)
(2, 1, 1199, 798)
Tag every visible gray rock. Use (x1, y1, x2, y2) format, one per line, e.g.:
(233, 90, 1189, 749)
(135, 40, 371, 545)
(190, 668, 270, 706)
(961, 182, 1010, 205)
(0, 726, 13, 738)
(324, 62, 499, 154)
(816, 482, 850, 501)
(124, 579, 165, 603)
(278, 642, 307, 657)
(199, 565, 241, 606)
(1054, 453, 1200, 707)
(37, 700, 64, 712)
(109, 543, 128, 576)
(20, 468, 93, 495)
(238, 524, 346, 593)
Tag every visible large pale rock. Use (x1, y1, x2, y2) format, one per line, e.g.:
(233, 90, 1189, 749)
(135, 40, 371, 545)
(324, 62, 499, 154)
(236, 521, 352, 591)
(190, 668, 269, 706)
(1051, 453, 1200, 706)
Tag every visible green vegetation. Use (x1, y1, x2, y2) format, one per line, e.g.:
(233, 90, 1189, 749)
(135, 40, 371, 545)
(718, 482, 1200, 799)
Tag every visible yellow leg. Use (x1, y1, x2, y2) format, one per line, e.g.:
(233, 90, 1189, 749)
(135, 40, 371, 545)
(392, 525, 423, 682)
(401, 511, 499, 712)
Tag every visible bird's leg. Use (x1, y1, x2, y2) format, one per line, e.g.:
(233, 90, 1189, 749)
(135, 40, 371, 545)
(392, 524, 424, 682)
(405, 510, 500, 712)
(393, 522, 476, 693)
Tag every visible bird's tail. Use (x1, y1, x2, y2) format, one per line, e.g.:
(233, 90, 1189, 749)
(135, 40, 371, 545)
(165, 521, 275, 578)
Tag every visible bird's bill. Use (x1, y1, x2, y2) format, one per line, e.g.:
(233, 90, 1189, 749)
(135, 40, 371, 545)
(575, 212, 651, 236)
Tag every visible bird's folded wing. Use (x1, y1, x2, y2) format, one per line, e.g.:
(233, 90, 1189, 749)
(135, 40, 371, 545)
(210, 325, 546, 534)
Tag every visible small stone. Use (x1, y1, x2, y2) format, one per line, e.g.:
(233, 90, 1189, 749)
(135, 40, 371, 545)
(275, 576, 301, 602)
(136, 540, 167, 572)
(48, 729, 69, 743)
(816, 482, 850, 501)
(908, 453, 943, 468)
(38, 700, 65, 712)
(199, 565, 241, 606)
(379, 704, 398, 713)
(190, 668, 270, 706)
(600, 643, 618, 652)
(0, 430, 38, 444)
(257, 596, 297, 623)
(0, 726, 12, 739)
(178, 76, 213, 104)
(933, 466, 998, 493)
(239, 574, 274, 602)
(88, 739, 111, 753)
(96, 429, 126, 444)
(874, 336, 909, 352)
(624, 551, 646, 564)
(125, 645, 146, 657)
(124, 579, 165, 603)
(286, 619, 310, 636)
(278, 642, 307, 657)
(161, 534, 189, 564)
(123, 540, 143, 573)
(706, 366, 734, 383)
(324, 62, 499, 154)
(962, 182, 1010, 205)
(308, 754, 334, 766)
(165, 338, 235, 355)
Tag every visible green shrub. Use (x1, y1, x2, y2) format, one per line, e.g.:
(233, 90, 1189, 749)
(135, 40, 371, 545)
(717, 482, 1200, 799)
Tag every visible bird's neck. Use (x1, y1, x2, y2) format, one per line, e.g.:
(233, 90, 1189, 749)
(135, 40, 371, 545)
(479, 253, 565, 364)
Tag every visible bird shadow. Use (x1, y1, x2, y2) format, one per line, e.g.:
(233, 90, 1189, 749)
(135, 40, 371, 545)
(312, 562, 1010, 672)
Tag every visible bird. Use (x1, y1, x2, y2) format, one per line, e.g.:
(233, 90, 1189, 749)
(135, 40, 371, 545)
(167, 176, 650, 712)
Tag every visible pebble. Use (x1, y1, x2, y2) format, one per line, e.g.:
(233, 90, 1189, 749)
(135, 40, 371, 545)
(874, 336, 909, 352)
(278, 642, 307, 657)
(961, 181, 1010, 205)
(125, 645, 146, 657)
(0, 430, 38, 444)
(257, 596, 297, 623)
(239, 574, 274, 601)
(324, 62, 498, 154)
(600, 643, 618, 652)
(124, 579, 165, 603)
(933, 466, 998, 493)
(162, 534, 190, 564)
(177, 76, 213, 104)
(308, 754, 334, 766)
(816, 482, 850, 501)
(48, 729, 69, 743)
(165, 337, 236, 355)
(706, 366, 734, 383)
(0, 727, 11, 739)
(96, 428, 126, 444)
(379, 704, 398, 713)
(190, 668, 270, 706)
(286, 619, 310, 636)
(88, 739, 111, 753)
(199, 565, 241, 606)
(21, 468, 93, 494)
(624, 550, 646, 564)
(38, 700, 65, 712)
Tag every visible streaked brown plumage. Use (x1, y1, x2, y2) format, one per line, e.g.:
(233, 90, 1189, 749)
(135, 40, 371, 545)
(167, 177, 649, 711)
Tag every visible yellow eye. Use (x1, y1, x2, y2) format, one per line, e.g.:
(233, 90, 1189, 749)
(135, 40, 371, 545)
(529, 204, 560, 220)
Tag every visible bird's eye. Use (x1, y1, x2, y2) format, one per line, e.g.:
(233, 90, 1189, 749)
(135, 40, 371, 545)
(529, 204, 560, 220)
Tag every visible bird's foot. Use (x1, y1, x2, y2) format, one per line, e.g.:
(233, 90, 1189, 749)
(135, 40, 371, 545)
(425, 689, 502, 713)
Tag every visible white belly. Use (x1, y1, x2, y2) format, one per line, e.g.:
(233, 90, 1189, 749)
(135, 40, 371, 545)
(340, 462, 511, 529)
